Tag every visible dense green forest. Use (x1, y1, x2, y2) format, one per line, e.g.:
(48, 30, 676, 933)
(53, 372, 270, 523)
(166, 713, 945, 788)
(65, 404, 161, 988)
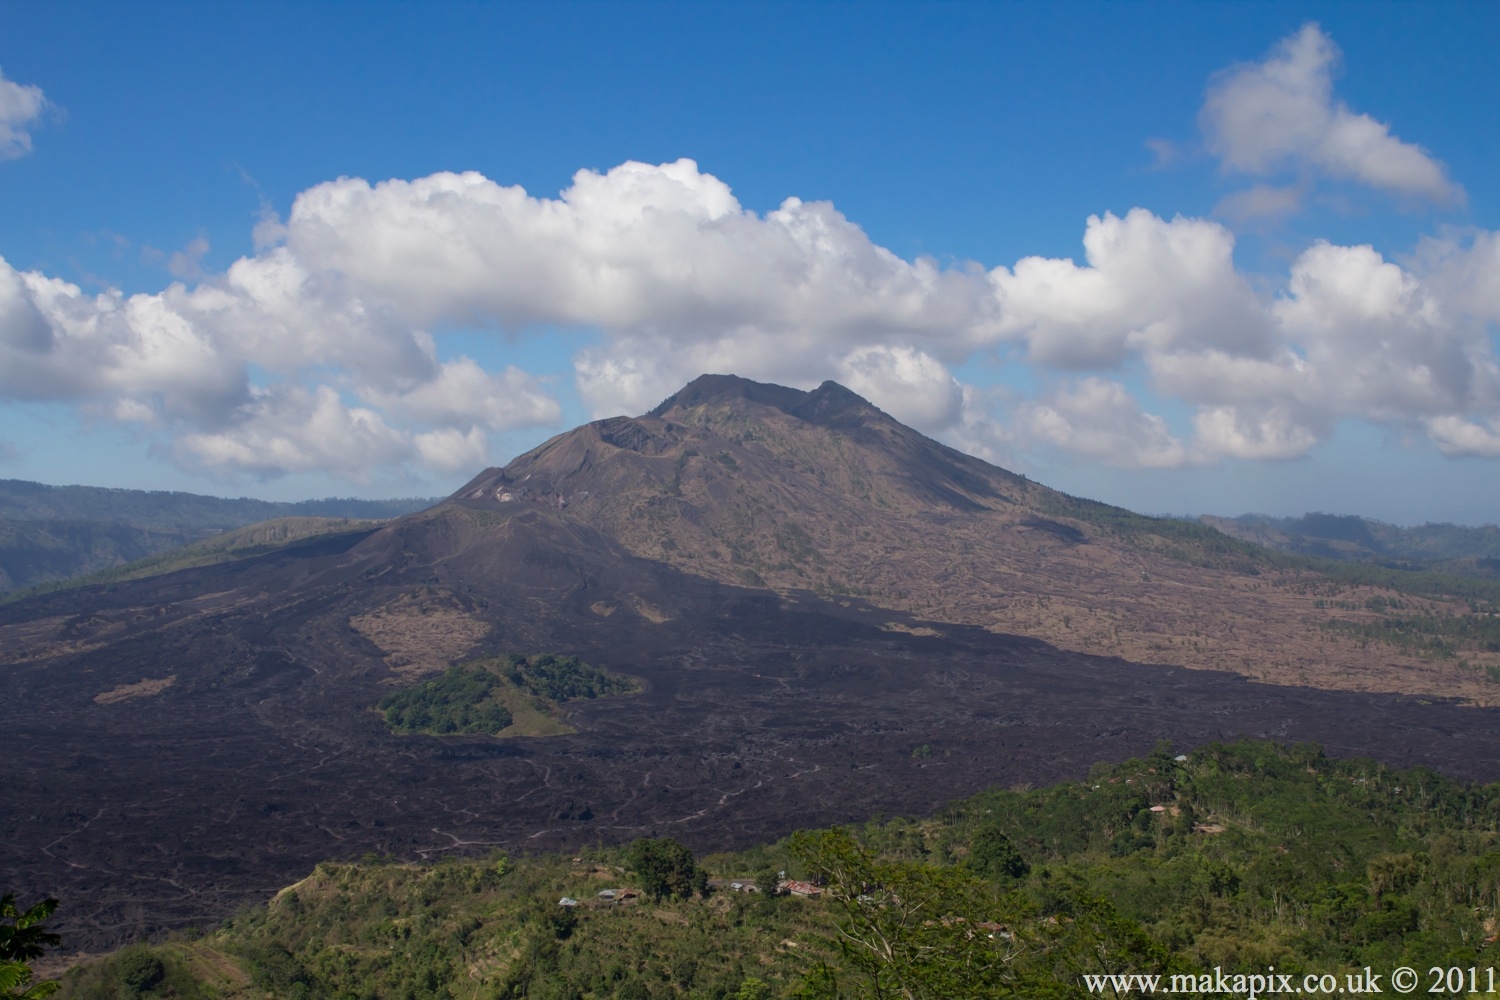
(379, 665, 516, 735)
(379, 655, 637, 737)
(37, 740, 1500, 998)
(498, 653, 637, 703)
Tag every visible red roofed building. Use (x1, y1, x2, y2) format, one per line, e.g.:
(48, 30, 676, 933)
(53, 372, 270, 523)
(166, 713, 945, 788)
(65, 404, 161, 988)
(781, 880, 822, 897)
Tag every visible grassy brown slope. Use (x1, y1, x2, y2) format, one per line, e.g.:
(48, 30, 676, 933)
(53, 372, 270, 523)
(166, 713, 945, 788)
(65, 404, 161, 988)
(448, 376, 1500, 703)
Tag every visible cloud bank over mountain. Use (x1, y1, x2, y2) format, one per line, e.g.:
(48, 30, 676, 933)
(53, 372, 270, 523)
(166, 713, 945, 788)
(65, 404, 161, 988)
(0, 25, 1496, 481)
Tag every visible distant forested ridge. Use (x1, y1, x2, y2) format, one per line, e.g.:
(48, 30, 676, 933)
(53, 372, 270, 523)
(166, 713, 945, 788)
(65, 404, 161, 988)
(0, 479, 436, 527)
(0, 479, 436, 593)
(52, 740, 1500, 998)
(1204, 511, 1500, 574)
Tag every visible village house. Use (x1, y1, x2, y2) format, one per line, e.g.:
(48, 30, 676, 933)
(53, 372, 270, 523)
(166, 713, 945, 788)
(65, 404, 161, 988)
(780, 879, 821, 898)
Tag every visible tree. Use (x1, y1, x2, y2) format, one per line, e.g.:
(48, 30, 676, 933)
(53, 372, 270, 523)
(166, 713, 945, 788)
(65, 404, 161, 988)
(750, 863, 782, 899)
(1051, 894, 1174, 988)
(0, 964, 58, 1000)
(0, 894, 60, 1000)
(966, 826, 1029, 881)
(625, 838, 706, 902)
(736, 976, 774, 999)
(114, 949, 165, 993)
(788, 828, 1031, 999)
(1368, 853, 1422, 903)
(545, 903, 578, 940)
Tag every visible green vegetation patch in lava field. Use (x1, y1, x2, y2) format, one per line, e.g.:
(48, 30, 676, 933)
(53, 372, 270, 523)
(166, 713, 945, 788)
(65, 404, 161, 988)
(378, 654, 638, 738)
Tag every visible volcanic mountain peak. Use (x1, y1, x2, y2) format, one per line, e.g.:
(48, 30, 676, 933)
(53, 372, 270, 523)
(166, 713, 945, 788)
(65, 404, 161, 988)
(424, 373, 1500, 705)
(450, 375, 1024, 528)
(647, 372, 810, 419)
(649, 373, 888, 431)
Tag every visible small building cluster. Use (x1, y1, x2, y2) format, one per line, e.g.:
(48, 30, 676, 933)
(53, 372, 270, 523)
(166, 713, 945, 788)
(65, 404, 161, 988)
(596, 888, 639, 904)
(558, 887, 641, 908)
(780, 879, 821, 898)
(726, 881, 760, 893)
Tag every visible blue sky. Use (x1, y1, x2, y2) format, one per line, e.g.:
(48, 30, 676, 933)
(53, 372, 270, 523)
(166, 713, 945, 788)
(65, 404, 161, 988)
(1, 2, 1498, 524)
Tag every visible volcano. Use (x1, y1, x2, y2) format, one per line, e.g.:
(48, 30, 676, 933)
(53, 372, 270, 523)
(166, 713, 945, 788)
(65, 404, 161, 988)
(5, 374, 1499, 950)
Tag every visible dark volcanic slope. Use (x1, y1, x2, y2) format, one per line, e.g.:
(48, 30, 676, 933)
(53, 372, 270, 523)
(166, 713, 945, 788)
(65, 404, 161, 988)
(4, 504, 1500, 950)
(6, 375, 1500, 950)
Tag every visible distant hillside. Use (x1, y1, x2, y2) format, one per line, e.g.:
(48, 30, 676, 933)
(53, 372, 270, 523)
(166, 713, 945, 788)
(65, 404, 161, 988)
(5, 516, 392, 600)
(1204, 512, 1500, 575)
(0, 479, 436, 528)
(0, 480, 436, 592)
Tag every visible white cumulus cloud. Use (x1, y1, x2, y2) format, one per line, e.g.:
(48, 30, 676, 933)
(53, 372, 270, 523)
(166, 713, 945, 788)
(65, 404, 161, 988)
(0, 67, 48, 160)
(1425, 415, 1500, 459)
(414, 425, 491, 474)
(276, 159, 1002, 420)
(1201, 23, 1462, 205)
(173, 384, 413, 481)
(990, 209, 1271, 369)
(362, 354, 561, 431)
(837, 345, 964, 432)
(0, 237, 560, 481)
(1016, 378, 1188, 469)
(1192, 404, 1322, 461)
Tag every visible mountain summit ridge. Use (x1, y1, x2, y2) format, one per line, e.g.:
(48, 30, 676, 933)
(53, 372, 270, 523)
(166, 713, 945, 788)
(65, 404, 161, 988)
(454, 374, 1018, 517)
(647, 372, 811, 419)
(649, 374, 898, 433)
